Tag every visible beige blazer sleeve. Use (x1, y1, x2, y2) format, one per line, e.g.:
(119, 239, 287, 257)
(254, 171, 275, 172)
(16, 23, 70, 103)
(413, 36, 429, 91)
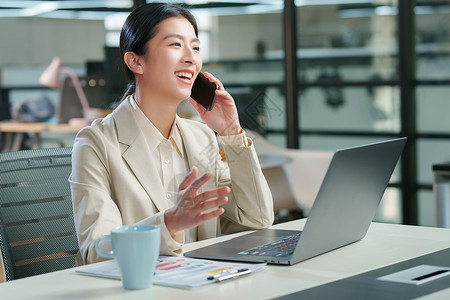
(220, 136, 274, 228)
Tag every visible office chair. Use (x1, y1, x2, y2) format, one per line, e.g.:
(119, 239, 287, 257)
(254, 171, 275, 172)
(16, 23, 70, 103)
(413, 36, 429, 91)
(0, 147, 78, 280)
(0, 216, 13, 282)
(246, 130, 333, 216)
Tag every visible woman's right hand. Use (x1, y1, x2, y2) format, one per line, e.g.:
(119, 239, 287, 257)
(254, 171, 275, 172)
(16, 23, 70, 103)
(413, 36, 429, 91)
(164, 166, 230, 236)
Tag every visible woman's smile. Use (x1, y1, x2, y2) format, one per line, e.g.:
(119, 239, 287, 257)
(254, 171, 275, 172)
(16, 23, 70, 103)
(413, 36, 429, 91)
(175, 69, 195, 85)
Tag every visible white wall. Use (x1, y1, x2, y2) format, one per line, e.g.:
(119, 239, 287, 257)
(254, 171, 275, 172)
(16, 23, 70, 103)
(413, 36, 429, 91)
(0, 17, 105, 67)
(212, 13, 283, 60)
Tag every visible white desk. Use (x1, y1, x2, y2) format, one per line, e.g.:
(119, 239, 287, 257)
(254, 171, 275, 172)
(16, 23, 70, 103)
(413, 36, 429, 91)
(2, 219, 450, 300)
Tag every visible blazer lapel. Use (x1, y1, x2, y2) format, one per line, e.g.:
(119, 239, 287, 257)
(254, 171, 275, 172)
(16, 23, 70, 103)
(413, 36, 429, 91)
(113, 99, 171, 213)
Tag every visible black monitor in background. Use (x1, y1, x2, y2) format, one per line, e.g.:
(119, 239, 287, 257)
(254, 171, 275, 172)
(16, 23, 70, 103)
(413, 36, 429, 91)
(87, 61, 105, 75)
(104, 46, 127, 104)
(57, 60, 112, 123)
(58, 47, 128, 124)
(57, 74, 109, 123)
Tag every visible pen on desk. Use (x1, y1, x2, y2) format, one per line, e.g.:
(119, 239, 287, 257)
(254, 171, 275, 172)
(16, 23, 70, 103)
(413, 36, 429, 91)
(207, 268, 248, 281)
(207, 269, 237, 280)
(214, 268, 251, 282)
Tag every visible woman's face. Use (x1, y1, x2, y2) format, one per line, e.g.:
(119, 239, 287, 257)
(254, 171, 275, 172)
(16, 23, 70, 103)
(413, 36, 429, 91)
(139, 16, 202, 103)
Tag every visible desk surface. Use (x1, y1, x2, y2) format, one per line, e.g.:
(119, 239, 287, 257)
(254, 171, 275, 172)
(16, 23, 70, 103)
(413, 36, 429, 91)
(2, 220, 450, 300)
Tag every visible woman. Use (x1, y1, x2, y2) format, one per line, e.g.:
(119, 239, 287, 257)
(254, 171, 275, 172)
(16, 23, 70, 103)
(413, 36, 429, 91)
(70, 3, 274, 265)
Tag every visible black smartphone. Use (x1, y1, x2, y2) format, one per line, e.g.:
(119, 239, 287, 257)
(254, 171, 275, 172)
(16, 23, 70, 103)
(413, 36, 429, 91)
(190, 72, 218, 111)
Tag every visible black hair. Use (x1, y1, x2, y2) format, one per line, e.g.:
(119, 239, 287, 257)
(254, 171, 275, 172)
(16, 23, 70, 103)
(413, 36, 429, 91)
(119, 3, 198, 101)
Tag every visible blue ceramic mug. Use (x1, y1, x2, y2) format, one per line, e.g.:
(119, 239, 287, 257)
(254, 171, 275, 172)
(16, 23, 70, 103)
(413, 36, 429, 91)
(94, 225, 161, 290)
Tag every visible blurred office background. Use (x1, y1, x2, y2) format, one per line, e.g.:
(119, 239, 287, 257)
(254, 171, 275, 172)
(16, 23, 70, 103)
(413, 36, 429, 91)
(0, 0, 449, 227)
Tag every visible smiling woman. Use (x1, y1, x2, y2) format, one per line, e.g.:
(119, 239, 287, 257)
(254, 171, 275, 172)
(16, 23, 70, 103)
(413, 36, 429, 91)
(118, 4, 200, 102)
(122, 16, 203, 118)
(69, 3, 274, 266)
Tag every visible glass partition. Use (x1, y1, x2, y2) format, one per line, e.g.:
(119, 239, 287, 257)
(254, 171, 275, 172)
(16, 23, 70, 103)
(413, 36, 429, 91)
(295, 1, 402, 223)
(297, 1, 399, 82)
(415, 0, 450, 80)
(300, 86, 400, 133)
(415, 0, 450, 227)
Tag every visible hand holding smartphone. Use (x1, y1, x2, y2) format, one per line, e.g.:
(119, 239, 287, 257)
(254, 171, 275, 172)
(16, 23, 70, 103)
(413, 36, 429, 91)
(190, 72, 218, 111)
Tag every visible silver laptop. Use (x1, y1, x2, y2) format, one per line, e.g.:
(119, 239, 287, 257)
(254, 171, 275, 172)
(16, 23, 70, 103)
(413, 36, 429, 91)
(184, 138, 407, 265)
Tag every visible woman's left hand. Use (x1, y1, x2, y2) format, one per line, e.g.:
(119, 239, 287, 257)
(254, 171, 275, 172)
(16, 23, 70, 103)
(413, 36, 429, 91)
(188, 72, 242, 136)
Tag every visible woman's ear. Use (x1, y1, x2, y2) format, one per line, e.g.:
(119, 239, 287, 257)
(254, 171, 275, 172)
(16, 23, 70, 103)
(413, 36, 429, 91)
(124, 52, 144, 75)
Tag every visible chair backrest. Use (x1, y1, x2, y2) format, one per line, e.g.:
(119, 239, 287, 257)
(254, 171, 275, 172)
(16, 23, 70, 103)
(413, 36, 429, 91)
(0, 147, 78, 280)
(0, 217, 14, 282)
(247, 130, 333, 214)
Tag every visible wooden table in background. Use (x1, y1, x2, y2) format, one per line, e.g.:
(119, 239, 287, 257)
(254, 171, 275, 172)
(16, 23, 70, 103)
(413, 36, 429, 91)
(0, 121, 87, 152)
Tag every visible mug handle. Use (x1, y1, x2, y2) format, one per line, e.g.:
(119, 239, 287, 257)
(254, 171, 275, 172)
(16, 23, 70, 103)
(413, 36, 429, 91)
(94, 235, 115, 259)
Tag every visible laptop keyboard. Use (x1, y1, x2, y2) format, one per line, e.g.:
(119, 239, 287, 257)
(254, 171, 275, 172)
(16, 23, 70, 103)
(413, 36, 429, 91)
(238, 232, 302, 257)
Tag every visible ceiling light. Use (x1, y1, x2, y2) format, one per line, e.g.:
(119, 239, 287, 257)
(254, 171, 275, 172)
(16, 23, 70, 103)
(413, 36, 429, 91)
(21, 2, 59, 16)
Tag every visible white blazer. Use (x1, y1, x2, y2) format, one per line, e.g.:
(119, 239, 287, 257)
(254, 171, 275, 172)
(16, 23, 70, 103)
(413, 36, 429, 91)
(70, 97, 274, 265)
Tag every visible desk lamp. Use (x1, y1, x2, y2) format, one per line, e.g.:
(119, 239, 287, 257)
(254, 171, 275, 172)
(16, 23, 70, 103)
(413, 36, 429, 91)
(39, 56, 91, 125)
